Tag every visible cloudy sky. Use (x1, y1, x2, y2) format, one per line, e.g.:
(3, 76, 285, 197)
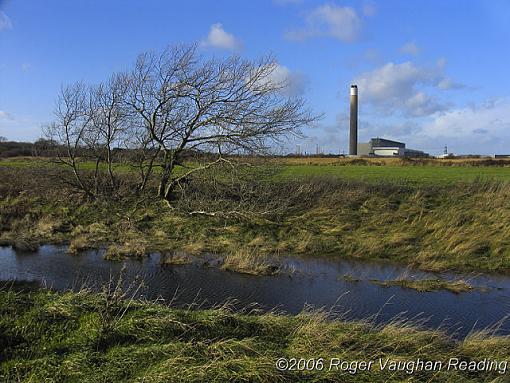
(1, 0, 510, 155)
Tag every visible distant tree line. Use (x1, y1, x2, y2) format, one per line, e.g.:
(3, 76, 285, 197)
(0, 138, 58, 158)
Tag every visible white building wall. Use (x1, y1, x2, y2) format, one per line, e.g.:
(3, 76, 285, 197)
(372, 147, 402, 156)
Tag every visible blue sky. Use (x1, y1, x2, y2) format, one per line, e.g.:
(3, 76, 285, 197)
(1, 0, 510, 155)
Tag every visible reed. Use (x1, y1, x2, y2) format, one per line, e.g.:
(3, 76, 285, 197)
(1, 285, 509, 382)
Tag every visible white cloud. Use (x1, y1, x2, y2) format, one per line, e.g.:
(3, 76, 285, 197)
(389, 98, 510, 154)
(362, 2, 377, 17)
(21, 63, 32, 71)
(353, 61, 463, 116)
(253, 63, 307, 97)
(422, 99, 510, 139)
(285, 4, 362, 42)
(201, 23, 242, 51)
(399, 42, 420, 56)
(0, 11, 12, 31)
(436, 57, 447, 69)
(0, 110, 14, 120)
(352, 99, 510, 155)
(268, 64, 307, 97)
(437, 79, 464, 90)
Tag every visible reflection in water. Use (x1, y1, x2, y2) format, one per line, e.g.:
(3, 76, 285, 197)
(1, 245, 510, 338)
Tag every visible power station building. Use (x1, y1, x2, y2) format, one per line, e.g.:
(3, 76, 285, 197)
(357, 138, 429, 158)
(348, 85, 429, 158)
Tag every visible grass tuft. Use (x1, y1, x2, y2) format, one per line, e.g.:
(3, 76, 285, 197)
(222, 248, 280, 276)
(370, 278, 475, 293)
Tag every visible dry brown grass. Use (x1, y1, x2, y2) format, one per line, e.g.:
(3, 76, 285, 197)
(160, 251, 193, 265)
(104, 237, 149, 259)
(222, 247, 280, 276)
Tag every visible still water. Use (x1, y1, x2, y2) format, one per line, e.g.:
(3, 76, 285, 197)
(1, 245, 510, 338)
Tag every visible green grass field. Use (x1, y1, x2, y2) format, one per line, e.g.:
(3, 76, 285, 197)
(0, 158, 136, 172)
(279, 165, 510, 184)
(4, 156, 510, 185)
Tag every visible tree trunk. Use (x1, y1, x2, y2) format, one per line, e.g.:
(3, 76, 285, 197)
(139, 147, 160, 192)
(163, 179, 178, 201)
(106, 146, 116, 190)
(158, 150, 174, 199)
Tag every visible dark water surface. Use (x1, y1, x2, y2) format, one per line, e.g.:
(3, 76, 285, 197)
(1, 245, 510, 338)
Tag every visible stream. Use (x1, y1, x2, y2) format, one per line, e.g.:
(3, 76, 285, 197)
(1, 245, 510, 338)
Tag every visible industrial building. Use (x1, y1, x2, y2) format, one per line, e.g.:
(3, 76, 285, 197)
(348, 85, 429, 158)
(357, 137, 429, 158)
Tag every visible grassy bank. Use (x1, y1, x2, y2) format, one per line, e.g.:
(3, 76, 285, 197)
(2, 163, 510, 273)
(1, 287, 510, 382)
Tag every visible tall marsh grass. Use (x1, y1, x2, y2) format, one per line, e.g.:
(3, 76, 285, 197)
(1, 284, 510, 382)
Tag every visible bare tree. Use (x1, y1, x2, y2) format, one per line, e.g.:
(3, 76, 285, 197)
(123, 124, 161, 192)
(46, 43, 319, 204)
(126, 44, 318, 202)
(87, 74, 130, 193)
(46, 76, 131, 198)
(0, 136, 7, 142)
(45, 82, 94, 197)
